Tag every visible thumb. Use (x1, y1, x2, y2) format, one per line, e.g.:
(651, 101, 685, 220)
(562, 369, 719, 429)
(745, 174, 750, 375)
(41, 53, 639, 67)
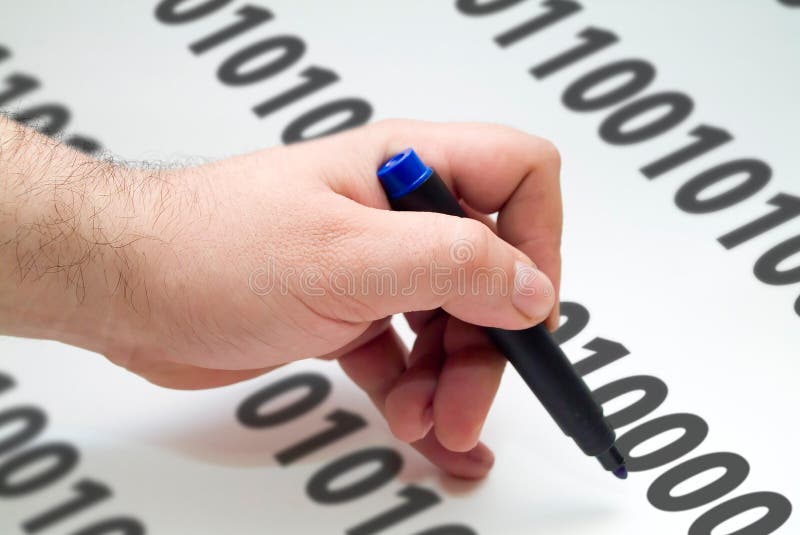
(349, 206, 555, 329)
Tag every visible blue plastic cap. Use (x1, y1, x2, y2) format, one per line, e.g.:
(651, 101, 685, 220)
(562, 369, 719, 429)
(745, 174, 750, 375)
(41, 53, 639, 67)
(377, 148, 433, 199)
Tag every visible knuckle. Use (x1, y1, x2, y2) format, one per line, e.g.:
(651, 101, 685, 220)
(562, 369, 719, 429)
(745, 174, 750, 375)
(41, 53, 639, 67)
(535, 137, 562, 170)
(373, 117, 404, 130)
(371, 118, 413, 137)
(449, 217, 493, 269)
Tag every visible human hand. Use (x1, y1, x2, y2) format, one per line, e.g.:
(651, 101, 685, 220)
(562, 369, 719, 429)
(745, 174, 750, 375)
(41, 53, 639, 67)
(0, 118, 562, 479)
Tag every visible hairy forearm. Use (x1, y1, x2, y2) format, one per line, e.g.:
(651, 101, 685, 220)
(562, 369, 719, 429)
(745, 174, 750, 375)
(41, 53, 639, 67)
(0, 116, 162, 352)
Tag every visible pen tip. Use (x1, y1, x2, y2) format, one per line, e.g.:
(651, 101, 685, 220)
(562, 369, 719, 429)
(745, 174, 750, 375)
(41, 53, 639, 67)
(613, 465, 628, 480)
(596, 445, 627, 479)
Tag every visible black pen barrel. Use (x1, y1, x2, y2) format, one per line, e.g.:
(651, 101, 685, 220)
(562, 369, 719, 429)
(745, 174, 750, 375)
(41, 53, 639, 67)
(486, 326, 615, 456)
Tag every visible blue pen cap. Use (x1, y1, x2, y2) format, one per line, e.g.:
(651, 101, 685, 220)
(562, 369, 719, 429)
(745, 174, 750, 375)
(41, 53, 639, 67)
(377, 148, 433, 199)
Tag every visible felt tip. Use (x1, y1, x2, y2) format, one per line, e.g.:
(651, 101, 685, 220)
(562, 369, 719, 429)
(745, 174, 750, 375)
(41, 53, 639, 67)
(596, 445, 627, 479)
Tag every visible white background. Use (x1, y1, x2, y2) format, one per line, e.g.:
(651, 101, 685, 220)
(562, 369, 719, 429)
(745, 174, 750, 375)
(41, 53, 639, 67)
(1, 1, 798, 533)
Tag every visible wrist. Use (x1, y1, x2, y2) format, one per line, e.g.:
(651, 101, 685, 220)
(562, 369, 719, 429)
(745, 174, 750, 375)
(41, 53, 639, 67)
(0, 122, 164, 354)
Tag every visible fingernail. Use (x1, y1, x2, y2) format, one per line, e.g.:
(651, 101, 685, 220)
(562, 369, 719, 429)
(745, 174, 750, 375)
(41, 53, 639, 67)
(512, 261, 555, 321)
(467, 445, 495, 466)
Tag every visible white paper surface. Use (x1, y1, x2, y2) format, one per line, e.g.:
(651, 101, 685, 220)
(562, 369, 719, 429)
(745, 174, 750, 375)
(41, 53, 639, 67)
(1, 1, 798, 533)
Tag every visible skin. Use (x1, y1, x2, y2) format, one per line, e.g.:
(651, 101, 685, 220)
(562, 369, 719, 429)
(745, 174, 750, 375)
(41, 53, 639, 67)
(0, 116, 562, 479)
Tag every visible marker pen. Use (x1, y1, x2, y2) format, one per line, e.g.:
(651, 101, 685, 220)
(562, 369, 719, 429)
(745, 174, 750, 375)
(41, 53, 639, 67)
(377, 148, 627, 479)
